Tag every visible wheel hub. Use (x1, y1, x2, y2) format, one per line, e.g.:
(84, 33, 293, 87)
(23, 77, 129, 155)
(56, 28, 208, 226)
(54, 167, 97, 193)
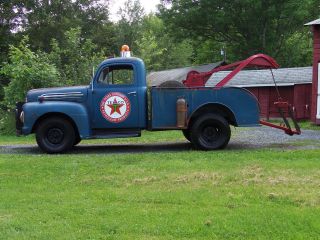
(202, 126, 219, 142)
(47, 128, 64, 144)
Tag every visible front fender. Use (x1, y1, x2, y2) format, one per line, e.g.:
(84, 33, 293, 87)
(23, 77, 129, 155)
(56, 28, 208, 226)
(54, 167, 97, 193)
(22, 101, 90, 138)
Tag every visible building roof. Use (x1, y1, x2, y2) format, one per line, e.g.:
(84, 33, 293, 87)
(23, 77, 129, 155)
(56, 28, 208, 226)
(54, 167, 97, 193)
(147, 61, 225, 86)
(206, 66, 312, 88)
(305, 18, 320, 26)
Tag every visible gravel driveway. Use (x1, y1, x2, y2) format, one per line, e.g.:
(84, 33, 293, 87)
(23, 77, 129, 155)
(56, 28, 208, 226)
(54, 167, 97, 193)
(0, 127, 319, 154)
(229, 126, 320, 149)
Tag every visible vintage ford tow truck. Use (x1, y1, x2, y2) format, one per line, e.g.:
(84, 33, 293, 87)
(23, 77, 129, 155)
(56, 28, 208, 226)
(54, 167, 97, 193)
(15, 48, 300, 153)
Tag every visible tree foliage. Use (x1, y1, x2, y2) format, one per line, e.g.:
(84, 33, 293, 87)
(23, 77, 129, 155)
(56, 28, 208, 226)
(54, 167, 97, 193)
(48, 28, 105, 86)
(116, 0, 145, 54)
(23, 0, 116, 54)
(1, 37, 60, 108)
(159, 0, 319, 66)
(136, 15, 193, 71)
(0, 0, 319, 105)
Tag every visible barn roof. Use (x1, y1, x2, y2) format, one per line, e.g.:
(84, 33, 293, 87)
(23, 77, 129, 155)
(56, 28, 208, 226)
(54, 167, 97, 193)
(147, 61, 225, 86)
(305, 18, 320, 26)
(206, 66, 312, 88)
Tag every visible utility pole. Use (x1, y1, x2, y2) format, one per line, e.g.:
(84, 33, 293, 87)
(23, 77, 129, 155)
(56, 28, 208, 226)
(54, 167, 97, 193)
(221, 46, 227, 62)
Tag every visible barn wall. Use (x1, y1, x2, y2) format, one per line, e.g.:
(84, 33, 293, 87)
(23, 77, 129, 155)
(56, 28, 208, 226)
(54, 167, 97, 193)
(269, 87, 294, 118)
(311, 25, 320, 123)
(294, 84, 311, 119)
(245, 84, 312, 120)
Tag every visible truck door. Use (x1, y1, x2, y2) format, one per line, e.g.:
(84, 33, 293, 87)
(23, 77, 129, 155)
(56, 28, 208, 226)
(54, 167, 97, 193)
(92, 63, 139, 129)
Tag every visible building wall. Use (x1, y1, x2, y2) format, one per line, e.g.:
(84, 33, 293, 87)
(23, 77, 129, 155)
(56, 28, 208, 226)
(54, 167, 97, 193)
(294, 84, 311, 119)
(245, 84, 311, 120)
(311, 25, 320, 123)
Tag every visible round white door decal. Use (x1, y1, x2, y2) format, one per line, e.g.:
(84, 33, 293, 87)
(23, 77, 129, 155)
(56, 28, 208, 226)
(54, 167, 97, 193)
(100, 92, 131, 123)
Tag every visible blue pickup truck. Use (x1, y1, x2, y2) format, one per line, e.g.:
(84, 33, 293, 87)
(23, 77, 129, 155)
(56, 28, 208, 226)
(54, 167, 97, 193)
(15, 57, 261, 153)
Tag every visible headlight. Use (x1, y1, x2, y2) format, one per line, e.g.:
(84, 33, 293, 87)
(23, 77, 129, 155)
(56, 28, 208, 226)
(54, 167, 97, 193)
(20, 111, 24, 123)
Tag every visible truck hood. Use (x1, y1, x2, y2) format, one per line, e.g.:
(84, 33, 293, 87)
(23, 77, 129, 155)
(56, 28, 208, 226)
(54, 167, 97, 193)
(26, 86, 89, 103)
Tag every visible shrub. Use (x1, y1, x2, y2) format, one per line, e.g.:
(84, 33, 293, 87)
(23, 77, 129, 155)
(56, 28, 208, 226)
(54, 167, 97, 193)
(0, 36, 60, 109)
(0, 109, 16, 135)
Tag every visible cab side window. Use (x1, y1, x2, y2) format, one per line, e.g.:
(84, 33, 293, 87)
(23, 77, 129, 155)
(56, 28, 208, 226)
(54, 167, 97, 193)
(98, 65, 134, 85)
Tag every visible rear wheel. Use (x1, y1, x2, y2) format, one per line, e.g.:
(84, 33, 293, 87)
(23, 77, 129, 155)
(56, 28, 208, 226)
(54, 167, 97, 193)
(190, 113, 230, 150)
(36, 117, 75, 153)
(73, 134, 81, 146)
(182, 129, 191, 142)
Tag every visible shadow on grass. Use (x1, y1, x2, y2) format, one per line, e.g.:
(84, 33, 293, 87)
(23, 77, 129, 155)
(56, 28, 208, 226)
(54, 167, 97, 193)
(0, 142, 194, 155)
(0, 141, 296, 155)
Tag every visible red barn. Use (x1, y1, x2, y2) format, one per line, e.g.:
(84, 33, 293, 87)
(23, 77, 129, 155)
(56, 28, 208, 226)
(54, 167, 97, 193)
(206, 67, 312, 120)
(305, 19, 320, 124)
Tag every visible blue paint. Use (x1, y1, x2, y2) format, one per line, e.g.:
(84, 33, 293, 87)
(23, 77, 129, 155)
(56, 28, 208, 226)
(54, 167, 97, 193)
(151, 87, 260, 129)
(19, 57, 260, 139)
(22, 101, 91, 138)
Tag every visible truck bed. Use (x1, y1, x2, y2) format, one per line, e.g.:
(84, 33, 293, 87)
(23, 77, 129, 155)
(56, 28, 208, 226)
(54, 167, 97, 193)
(150, 86, 260, 130)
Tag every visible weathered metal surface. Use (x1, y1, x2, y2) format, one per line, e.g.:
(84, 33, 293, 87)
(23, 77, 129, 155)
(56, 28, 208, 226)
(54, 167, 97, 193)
(182, 53, 301, 135)
(183, 54, 279, 88)
(22, 101, 91, 138)
(18, 53, 300, 145)
(151, 87, 260, 129)
(176, 98, 187, 128)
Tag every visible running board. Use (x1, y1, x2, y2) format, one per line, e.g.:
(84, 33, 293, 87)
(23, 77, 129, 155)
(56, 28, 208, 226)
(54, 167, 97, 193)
(89, 129, 141, 139)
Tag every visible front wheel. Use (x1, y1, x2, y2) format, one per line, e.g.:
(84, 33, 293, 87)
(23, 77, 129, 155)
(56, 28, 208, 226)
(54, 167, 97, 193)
(190, 114, 231, 150)
(36, 117, 76, 153)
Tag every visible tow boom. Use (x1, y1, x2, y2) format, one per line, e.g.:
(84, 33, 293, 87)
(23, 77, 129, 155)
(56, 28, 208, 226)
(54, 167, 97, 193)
(182, 54, 301, 136)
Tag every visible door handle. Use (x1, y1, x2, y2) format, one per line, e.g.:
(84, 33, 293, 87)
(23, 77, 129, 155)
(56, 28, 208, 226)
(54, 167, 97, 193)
(127, 91, 137, 96)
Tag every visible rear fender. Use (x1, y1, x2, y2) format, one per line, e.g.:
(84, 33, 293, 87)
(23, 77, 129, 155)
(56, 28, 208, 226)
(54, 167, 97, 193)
(188, 103, 237, 128)
(188, 87, 260, 128)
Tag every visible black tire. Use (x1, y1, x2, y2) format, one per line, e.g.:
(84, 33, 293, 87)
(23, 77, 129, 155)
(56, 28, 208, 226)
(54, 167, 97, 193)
(36, 117, 76, 153)
(158, 80, 184, 88)
(182, 129, 191, 142)
(190, 114, 230, 150)
(73, 134, 81, 146)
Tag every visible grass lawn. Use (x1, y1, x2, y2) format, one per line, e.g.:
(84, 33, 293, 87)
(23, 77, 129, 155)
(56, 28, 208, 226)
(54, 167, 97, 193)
(0, 130, 320, 239)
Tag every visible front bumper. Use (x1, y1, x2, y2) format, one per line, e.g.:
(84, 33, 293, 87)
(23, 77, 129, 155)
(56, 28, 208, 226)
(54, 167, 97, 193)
(15, 102, 25, 136)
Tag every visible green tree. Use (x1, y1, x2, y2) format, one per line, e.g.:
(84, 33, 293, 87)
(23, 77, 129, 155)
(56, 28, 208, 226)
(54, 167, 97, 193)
(48, 28, 105, 86)
(24, 0, 115, 55)
(116, 0, 145, 54)
(277, 30, 313, 67)
(1, 37, 60, 108)
(0, 1, 30, 101)
(159, 0, 319, 66)
(135, 15, 193, 71)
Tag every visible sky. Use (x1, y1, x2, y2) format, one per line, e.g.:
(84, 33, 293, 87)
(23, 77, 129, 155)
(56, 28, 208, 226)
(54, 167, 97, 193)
(108, 0, 161, 21)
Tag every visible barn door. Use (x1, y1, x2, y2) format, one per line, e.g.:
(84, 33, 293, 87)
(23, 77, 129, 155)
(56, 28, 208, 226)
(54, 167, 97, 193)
(294, 85, 310, 120)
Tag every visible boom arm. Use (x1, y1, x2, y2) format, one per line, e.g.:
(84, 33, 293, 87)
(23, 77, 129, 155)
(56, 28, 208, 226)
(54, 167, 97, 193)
(182, 54, 279, 87)
(182, 54, 300, 136)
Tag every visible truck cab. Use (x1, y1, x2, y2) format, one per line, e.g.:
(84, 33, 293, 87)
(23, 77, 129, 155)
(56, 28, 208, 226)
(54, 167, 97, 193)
(16, 57, 262, 153)
(89, 57, 148, 132)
